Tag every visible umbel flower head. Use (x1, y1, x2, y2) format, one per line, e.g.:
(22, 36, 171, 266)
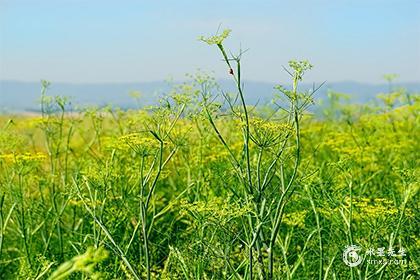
(0, 152, 47, 164)
(199, 29, 231, 45)
(117, 132, 159, 156)
(288, 60, 313, 81)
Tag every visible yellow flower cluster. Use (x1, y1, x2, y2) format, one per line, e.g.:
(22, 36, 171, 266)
(251, 118, 294, 133)
(199, 29, 231, 45)
(0, 152, 47, 164)
(283, 210, 308, 228)
(250, 118, 294, 147)
(104, 133, 160, 155)
(344, 197, 399, 221)
(321, 131, 381, 172)
(205, 149, 230, 162)
(180, 197, 250, 225)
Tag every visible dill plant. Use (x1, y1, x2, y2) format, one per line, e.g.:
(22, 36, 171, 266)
(74, 94, 188, 280)
(200, 29, 319, 279)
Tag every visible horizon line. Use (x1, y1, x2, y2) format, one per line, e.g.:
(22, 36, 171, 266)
(2, 79, 420, 86)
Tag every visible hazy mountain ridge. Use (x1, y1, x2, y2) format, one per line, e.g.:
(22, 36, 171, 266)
(1, 80, 419, 112)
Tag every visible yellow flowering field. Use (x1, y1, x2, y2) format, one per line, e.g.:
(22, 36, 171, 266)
(0, 34, 418, 280)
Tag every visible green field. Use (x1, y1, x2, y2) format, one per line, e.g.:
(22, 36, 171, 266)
(0, 33, 419, 279)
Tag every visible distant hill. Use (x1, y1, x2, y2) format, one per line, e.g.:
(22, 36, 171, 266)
(1, 80, 419, 112)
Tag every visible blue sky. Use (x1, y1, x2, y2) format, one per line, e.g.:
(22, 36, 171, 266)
(1, 0, 419, 83)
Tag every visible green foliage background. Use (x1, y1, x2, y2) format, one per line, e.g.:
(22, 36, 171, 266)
(0, 80, 418, 279)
